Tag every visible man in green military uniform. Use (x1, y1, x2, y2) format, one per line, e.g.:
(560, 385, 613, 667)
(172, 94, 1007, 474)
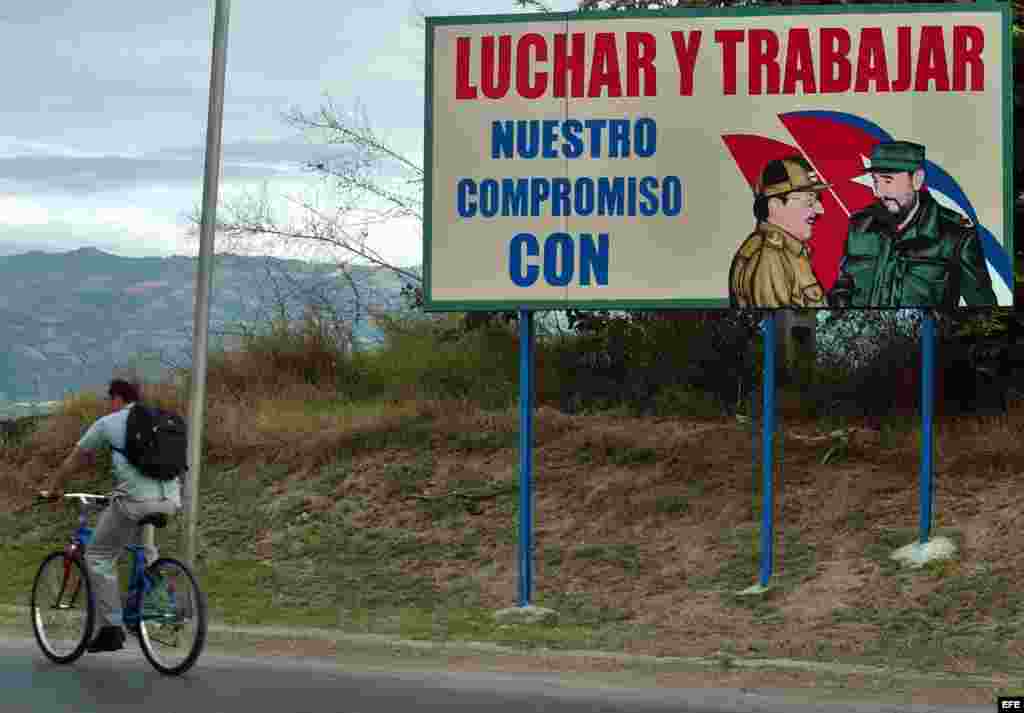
(828, 141, 997, 308)
(730, 156, 829, 308)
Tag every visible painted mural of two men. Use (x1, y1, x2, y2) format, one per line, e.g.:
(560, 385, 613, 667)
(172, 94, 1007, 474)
(728, 141, 998, 310)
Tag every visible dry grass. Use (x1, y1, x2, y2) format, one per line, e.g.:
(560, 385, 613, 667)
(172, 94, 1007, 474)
(4, 351, 1021, 510)
(2, 313, 1022, 675)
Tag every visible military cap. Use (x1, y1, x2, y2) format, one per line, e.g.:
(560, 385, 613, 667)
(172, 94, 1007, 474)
(757, 156, 829, 198)
(868, 141, 926, 173)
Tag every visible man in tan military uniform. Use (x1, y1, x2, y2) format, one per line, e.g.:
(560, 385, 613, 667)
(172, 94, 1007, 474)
(729, 156, 829, 309)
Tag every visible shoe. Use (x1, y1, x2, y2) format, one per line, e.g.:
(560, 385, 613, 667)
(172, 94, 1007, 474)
(87, 625, 125, 653)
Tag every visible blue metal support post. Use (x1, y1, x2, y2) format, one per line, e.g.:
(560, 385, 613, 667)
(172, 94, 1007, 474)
(920, 310, 935, 545)
(518, 309, 534, 606)
(759, 313, 776, 588)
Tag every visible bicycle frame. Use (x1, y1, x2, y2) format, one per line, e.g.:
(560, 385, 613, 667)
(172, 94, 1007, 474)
(52, 504, 96, 611)
(56, 494, 171, 628)
(122, 544, 167, 628)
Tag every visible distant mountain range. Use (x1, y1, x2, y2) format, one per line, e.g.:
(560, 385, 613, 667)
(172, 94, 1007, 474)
(0, 247, 413, 403)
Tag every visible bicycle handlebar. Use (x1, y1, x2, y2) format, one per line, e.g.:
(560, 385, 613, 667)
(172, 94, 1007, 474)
(36, 491, 114, 511)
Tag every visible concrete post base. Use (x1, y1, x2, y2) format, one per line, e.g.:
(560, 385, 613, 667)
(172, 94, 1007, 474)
(890, 536, 957, 568)
(494, 605, 558, 626)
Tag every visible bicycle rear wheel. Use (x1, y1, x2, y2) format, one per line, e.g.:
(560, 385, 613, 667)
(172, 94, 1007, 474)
(30, 551, 94, 663)
(137, 557, 206, 675)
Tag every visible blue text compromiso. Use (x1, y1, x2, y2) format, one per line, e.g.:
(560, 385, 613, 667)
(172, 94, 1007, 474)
(456, 175, 683, 218)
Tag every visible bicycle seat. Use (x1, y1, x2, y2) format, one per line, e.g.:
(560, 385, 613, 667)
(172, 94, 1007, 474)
(138, 513, 168, 529)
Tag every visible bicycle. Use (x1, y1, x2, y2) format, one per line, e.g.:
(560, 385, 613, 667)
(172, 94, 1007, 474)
(29, 491, 207, 675)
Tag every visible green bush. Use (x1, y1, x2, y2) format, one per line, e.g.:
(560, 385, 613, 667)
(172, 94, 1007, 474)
(351, 314, 518, 408)
(652, 385, 724, 419)
(540, 316, 741, 416)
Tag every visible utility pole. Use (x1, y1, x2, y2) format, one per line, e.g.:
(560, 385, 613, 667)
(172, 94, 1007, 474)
(184, 0, 232, 571)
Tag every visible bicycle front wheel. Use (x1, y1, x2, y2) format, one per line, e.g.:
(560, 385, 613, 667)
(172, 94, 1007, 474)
(30, 551, 94, 664)
(137, 557, 207, 676)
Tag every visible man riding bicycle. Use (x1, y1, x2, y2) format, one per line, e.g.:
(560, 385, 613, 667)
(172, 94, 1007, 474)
(42, 379, 182, 653)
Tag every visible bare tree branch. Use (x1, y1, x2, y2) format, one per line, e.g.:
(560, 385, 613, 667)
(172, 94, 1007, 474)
(513, 0, 557, 11)
(284, 99, 424, 181)
(215, 216, 421, 286)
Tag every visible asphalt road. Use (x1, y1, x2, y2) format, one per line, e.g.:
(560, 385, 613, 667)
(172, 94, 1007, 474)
(0, 637, 990, 713)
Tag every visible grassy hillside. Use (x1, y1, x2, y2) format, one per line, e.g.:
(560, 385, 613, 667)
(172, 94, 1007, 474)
(1, 310, 1021, 678)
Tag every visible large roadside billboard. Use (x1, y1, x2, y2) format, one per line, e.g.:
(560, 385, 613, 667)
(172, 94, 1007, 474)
(423, 4, 1013, 311)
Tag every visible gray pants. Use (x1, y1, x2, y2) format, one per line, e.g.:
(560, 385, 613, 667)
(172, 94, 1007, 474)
(84, 497, 180, 629)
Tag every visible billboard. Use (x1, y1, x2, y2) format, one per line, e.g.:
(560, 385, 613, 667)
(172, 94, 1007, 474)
(423, 4, 1013, 311)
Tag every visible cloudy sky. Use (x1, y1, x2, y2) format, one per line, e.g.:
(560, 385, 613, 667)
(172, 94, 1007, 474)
(0, 0, 576, 268)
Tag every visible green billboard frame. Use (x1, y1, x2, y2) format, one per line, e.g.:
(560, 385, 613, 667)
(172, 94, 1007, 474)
(422, 2, 1014, 312)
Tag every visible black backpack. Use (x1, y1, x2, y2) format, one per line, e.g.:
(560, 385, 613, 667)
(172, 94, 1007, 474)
(110, 404, 188, 481)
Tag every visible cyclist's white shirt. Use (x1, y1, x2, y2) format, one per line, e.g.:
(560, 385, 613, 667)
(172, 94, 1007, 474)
(76, 402, 182, 505)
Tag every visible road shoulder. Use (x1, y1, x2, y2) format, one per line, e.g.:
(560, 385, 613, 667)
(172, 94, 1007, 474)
(0, 610, 1008, 709)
